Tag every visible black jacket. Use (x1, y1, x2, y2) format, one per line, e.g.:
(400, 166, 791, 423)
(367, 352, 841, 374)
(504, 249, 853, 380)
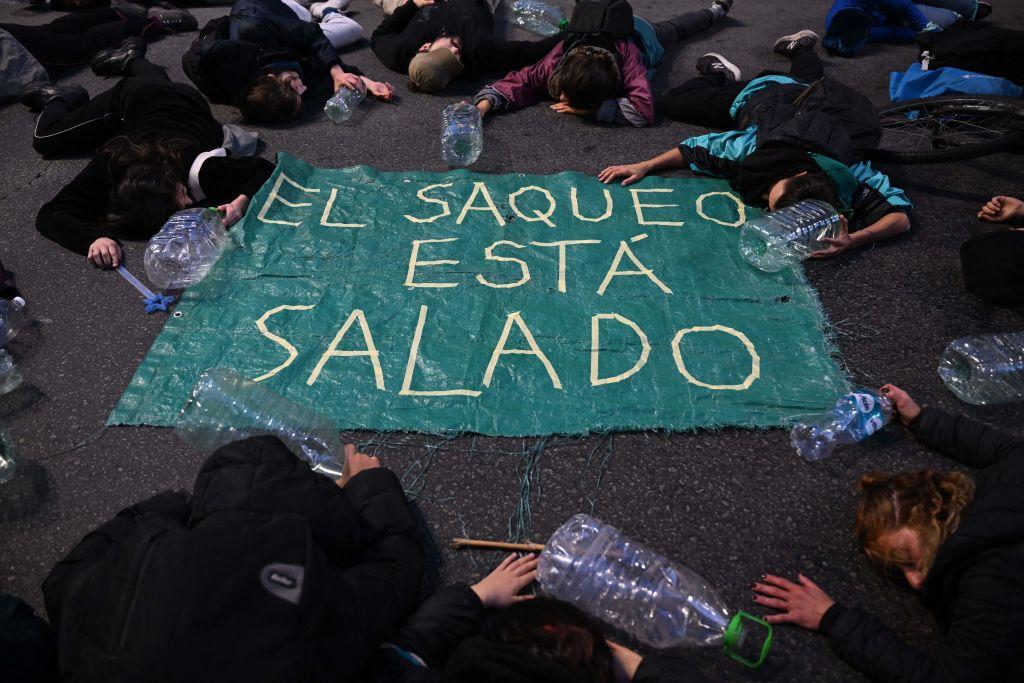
(358, 585, 708, 682)
(35, 73, 275, 254)
(370, 0, 560, 77)
(183, 0, 355, 106)
(42, 436, 424, 682)
(820, 408, 1024, 682)
(736, 77, 882, 167)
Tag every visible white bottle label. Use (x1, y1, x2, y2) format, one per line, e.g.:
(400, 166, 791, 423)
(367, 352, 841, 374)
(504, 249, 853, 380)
(864, 415, 884, 436)
(853, 392, 875, 414)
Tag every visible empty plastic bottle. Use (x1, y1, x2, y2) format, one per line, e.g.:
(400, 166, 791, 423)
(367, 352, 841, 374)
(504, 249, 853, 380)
(0, 350, 22, 395)
(938, 332, 1024, 405)
(0, 297, 27, 346)
(324, 85, 366, 124)
(441, 102, 483, 167)
(176, 368, 345, 478)
(538, 514, 772, 668)
(738, 199, 842, 272)
(144, 208, 229, 289)
(509, 0, 565, 37)
(791, 389, 892, 461)
(0, 423, 14, 484)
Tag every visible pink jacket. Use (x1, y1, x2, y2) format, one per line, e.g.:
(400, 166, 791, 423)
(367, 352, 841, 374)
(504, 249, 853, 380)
(485, 39, 653, 126)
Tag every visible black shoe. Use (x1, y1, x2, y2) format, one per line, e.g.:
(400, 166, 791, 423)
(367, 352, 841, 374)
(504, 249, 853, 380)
(712, 0, 733, 12)
(19, 83, 89, 113)
(975, 2, 992, 20)
(696, 53, 741, 81)
(91, 38, 147, 77)
(148, 7, 198, 33)
(773, 29, 819, 57)
(111, 0, 148, 21)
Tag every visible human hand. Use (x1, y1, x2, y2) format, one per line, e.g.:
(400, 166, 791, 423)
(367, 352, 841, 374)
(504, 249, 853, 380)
(338, 443, 380, 486)
(363, 78, 394, 101)
(476, 99, 492, 117)
(607, 641, 644, 683)
(598, 162, 649, 186)
(413, 0, 434, 6)
(470, 553, 538, 608)
(752, 573, 834, 630)
(810, 216, 853, 258)
(977, 196, 1024, 223)
(550, 101, 588, 116)
(216, 194, 250, 228)
(880, 384, 921, 426)
(88, 237, 122, 269)
(334, 70, 364, 93)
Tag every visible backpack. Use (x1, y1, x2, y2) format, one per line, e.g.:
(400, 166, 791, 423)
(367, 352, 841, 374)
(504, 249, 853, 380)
(565, 0, 634, 39)
(917, 24, 1024, 87)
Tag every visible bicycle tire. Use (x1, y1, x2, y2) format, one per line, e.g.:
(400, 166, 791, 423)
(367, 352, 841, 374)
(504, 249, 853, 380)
(870, 96, 1024, 164)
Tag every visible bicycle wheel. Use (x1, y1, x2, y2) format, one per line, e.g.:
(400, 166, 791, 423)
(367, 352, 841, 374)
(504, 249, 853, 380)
(871, 96, 1024, 164)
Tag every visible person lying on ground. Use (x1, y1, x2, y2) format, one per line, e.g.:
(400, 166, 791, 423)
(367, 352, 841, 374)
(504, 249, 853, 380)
(361, 569, 710, 683)
(183, 0, 393, 124)
(370, 0, 562, 93)
(1, 5, 193, 80)
(752, 383, 1024, 683)
(474, 0, 734, 127)
(960, 195, 1024, 312)
(823, 0, 993, 58)
(600, 31, 911, 258)
(27, 58, 274, 269)
(43, 438, 423, 681)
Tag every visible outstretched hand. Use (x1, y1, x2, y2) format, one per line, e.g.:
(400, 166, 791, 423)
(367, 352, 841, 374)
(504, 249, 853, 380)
(363, 78, 395, 101)
(977, 195, 1024, 223)
(337, 443, 380, 487)
(88, 237, 122, 269)
(598, 162, 649, 186)
(752, 573, 834, 630)
(880, 383, 921, 426)
(471, 553, 538, 608)
(810, 216, 852, 258)
(550, 102, 588, 116)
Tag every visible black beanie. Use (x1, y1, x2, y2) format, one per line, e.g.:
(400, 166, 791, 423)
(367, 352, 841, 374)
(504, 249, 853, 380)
(960, 230, 1024, 311)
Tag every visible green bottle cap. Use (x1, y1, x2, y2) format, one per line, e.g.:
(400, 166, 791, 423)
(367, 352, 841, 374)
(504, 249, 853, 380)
(722, 611, 773, 669)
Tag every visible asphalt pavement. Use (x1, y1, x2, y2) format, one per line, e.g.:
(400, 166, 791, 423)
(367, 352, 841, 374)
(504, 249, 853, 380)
(1, 1, 1022, 681)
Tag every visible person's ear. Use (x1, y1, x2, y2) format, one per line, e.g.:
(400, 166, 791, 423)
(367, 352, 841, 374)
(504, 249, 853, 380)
(418, 42, 432, 53)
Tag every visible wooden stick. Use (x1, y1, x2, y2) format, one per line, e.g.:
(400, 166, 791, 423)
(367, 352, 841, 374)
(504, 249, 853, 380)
(451, 537, 546, 552)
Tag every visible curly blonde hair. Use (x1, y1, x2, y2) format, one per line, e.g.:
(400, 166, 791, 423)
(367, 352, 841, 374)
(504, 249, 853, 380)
(855, 470, 975, 576)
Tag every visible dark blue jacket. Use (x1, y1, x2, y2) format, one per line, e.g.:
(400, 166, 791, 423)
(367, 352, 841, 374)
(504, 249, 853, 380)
(183, 0, 354, 105)
(826, 0, 930, 43)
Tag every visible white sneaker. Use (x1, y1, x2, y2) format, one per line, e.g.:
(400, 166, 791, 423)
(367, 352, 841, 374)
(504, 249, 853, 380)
(311, 0, 349, 20)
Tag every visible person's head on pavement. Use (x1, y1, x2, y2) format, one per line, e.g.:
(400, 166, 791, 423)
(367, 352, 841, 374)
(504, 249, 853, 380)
(550, 46, 621, 114)
(240, 71, 306, 124)
(409, 36, 465, 92)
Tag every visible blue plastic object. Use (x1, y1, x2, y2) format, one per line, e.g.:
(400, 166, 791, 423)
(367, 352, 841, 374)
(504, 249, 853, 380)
(116, 265, 176, 314)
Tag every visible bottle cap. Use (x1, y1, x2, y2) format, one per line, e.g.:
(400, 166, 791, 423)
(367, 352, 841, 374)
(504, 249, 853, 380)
(723, 611, 772, 669)
(11, 297, 26, 310)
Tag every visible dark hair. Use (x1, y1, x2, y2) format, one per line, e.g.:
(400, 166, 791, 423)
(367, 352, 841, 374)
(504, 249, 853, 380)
(99, 136, 190, 238)
(550, 46, 620, 112)
(240, 74, 302, 124)
(773, 171, 841, 211)
(485, 598, 614, 683)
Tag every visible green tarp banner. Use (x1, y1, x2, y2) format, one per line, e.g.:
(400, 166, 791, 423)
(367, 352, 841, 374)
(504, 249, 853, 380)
(109, 153, 849, 435)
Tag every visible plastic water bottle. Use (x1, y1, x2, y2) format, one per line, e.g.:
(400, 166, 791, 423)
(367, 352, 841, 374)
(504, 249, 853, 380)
(0, 350, 22, 395)
(324, 85, 366, 124)
(144, 208, 229, 290)
(0, 423, 13, 484)
(0, 298, 27, 346)
(441, 102, 483, 167)
(176, 368, 345, 479)
(538, 514, 772, 668)
(509, 0, 565, 37)
(938, 332, 1024, 405)
(791, 389, 892, 461)
(739, 200, 842, 272)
